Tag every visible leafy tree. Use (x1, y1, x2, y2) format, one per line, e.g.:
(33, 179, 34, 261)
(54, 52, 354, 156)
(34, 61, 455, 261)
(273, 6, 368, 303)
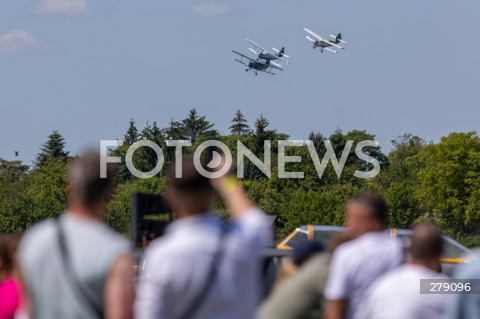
(35, 130, 69, 167)
(229, 110, 250, 136)
(25, 158, 69, 219)
(377, 133, 425, 188)
(3, 112, 480, 249)
(164, 118, 185, 140)
(134, 121, 166, 174)
(390, 134, 426, 160)
(111, 120, 139, 182)
(254, 113, 270, 137)
(181, 108, 218, 143)
(377, 134, 426, 228)
(416, 132, 480, 234)
(124, 119, 139, 145)
(106, 177, 166, 235)
(0, 158, 31, 231)
(308, 131, 327, 155)
(0, 157, 69, 232)
(386, 183, 420, 228)
(322, 129, 388, 183)
(0, 158, 29, 181)
(253, 114, 278, 152)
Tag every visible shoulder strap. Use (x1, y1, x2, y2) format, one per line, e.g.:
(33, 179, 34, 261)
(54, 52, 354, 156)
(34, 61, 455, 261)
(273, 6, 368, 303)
(54, 216, 104, 319)
(176, 223, 228, 319)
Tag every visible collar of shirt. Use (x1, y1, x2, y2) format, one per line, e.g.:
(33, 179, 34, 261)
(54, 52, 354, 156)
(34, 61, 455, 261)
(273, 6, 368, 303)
(166, 212, 217, 234)
(357, 230, 390, 241)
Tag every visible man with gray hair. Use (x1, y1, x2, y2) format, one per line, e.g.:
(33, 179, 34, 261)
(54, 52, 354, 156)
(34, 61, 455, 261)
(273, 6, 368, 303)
(19, 150, 135, 319)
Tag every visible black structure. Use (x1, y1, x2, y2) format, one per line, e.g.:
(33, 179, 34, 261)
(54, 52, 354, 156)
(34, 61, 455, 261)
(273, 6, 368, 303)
(131, 192, 173, 249)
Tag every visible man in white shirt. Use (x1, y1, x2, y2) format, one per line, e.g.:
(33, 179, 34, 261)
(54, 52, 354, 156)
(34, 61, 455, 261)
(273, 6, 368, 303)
(135, 156, 267, 319)
(324, 193, 404, 319)
(361, 224, 450, 319)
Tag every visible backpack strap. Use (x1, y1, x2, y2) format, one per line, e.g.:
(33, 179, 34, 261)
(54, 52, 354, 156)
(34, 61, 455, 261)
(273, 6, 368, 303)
(55, 216, 104, 319)
(176, 223, 228, 319)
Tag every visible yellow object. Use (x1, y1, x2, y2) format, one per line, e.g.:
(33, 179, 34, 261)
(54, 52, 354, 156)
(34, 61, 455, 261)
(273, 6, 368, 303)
(220, 175, 241, 193)
(307, 225, 314, 240)
(276, 229, 298, 250)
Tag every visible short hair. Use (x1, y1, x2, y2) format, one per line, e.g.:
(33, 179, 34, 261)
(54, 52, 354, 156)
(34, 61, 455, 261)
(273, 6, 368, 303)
(166, 156, 213, 194)
(0, 233, 21, 275)
(68, 150, 117, 205)
(410, 224, 444, 260)
(348, 192, 389, 224)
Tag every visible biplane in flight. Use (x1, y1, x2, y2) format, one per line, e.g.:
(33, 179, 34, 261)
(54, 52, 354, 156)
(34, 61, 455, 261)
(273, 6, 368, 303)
(304, 28, 346, 53)
(232, 50, 283, 75)
(246, 39, 290, 64)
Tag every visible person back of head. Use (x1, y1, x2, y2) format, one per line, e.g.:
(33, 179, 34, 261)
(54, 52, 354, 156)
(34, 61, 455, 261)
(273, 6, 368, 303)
(166, 156, 215, 218)
(410, 224, 443, 272)
(0, 233, 22, 281)
(67, 150, 116, 218)
(345, 192, 389, 238)
(293, 240, 325, 267)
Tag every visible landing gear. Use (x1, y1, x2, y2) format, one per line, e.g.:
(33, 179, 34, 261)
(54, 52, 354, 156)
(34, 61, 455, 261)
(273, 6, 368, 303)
(246, 69, 249, 72)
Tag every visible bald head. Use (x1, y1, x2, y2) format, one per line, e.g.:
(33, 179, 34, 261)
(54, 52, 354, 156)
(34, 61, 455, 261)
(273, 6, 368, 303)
(410, 224, 444, 262)
(68, 150, 116, 208)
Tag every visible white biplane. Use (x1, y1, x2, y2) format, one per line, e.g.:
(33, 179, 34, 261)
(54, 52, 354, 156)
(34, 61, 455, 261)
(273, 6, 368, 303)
(246, 39, 290, 64)
(304, 28, 346, 53)
(232, 50, 283, 75)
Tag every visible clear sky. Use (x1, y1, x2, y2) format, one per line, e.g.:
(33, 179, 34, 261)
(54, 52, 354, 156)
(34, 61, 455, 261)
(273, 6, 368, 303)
(1, 0, 479, 164)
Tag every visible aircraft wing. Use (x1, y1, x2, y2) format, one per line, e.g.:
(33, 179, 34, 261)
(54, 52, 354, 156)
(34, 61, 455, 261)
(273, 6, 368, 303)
(305, 35, 316, 43)
(269, 61, 284, 71)
(248, 48, 259, 55)
(304, 28, 323, 41)
(324, 40, 344, 50)
(272, 48, 290, 58)
(246, 39, 266, 52)
(232, 50, 256, 63)
(234, 59, 249, 67)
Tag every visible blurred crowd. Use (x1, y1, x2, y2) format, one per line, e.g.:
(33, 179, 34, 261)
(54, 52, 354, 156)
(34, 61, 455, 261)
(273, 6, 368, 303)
(1, 150, 479, 319)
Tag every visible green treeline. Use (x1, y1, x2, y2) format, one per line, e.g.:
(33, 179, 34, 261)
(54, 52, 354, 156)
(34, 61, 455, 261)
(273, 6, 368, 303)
(1, 109, 480, 246)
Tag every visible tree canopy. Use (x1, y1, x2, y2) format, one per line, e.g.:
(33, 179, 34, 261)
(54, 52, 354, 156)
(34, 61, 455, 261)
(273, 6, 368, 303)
(229, 110, 250, 136)
(1, 110, 479, 247)
(35, 130, 69, 167)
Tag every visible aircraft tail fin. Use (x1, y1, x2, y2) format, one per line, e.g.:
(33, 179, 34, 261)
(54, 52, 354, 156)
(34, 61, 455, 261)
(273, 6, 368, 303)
(336, 33, 342, 43)
(272, 47, 289, 58)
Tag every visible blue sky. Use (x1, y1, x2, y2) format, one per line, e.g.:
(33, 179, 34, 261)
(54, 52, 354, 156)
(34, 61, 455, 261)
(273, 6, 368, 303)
(1, 0, 479, 164)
